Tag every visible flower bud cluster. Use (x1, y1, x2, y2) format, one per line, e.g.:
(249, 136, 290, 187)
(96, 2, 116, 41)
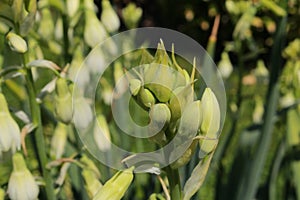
(127, 42, 221, 167)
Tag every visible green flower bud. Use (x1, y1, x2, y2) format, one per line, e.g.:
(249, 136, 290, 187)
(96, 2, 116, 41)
(38, 8, 54, 40)
(218, 51, 233, 79)
(129, 79, 142, 96)
(122, 3, 142, 29)
(101, 0, 120, 33)
(66, 0, 80, 17)
(72, 85, 93, 129)
(149, 103, 171, 134)
(177, 100, 202, 136)
(50, 122, 68, 159)
(55, 78, 73, 124)
(93, 167, 134, 200)
(199, 88, 220, 157)
(82, 169, 102, 198)
(252, 96, 264, 124)
(94, 114, 111, 151)
(168, 84, 194, 121)
(0, 93, 21, 153)
(6, 32, 28, 53)
(170, 101, 202, 167)
(84, 11, 107, 48)
(137, 87, 156, 108)
(7, 153, 39, 200)
(145, 65, 174, 102)
(254, 60, 269, 83)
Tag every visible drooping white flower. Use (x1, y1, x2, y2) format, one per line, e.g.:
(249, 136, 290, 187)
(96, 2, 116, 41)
(0, 93, 21, 154)
(7, 153, 39, 200)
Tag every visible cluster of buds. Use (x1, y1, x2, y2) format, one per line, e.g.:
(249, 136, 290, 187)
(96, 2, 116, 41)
(126, 41, 221, 168)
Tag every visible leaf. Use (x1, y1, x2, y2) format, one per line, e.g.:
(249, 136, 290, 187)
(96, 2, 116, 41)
(182, 151, 214, 200)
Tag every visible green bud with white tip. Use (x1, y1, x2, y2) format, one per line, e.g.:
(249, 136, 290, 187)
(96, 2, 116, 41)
(82, 169, 102, 198)
(129, 79, 142, 96)
(149, 103, 171, 134)
(6, 32, 27, 53)
(137, 87, 156, 108)
(93, 167, 134, 200)
(101, 0, 120, 33)
(55, 78, 73, 124)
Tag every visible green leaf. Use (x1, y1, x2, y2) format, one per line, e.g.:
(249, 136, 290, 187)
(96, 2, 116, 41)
(183, 151, 214, 200)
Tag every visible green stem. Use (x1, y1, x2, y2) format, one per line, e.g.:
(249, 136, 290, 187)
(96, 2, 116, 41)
(23, 56, 55, 199)
(165, 166, 181, 200)
(62, 14, 71, 65)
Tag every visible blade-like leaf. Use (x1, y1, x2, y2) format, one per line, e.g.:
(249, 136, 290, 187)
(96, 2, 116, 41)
(183, 151, 214, 200)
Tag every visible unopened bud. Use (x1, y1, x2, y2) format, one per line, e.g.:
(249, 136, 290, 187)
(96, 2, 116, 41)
(55, 78, 73, 124)
(101, 0, 120, 33)
(129, 79, 142, 96)
(93, 167, 134, 200)
(199, 88, 220, 157)
(50, 122, 68, 159)
(149, 103, 171, 134)
(94, 114, 111, 151)
(137, 87, 156, 108)
(6, 32, 27, 53)
(218, 52, 233, 79)
(82, 169, 102, 198)
(84, 11, 107, 48)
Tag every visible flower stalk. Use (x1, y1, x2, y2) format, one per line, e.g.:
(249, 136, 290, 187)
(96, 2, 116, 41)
(23, 55, 55, 199)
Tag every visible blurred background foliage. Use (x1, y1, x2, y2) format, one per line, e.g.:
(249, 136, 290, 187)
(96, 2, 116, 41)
(0, 0, 299, 199)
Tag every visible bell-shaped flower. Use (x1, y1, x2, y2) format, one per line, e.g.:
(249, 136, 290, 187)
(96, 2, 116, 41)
(7, 153, 39, 200)
(101, 0, 120, 33)
(0, 93, 21, 154)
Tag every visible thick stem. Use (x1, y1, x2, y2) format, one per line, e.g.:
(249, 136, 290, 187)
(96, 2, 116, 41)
(23, 59, 55, 199)
(165, 166, 181, 200)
